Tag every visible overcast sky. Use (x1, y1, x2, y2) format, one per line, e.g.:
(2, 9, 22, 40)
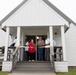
(0, 0, 76, 23)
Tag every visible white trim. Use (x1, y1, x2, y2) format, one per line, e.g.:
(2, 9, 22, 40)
(4, 27, 10, 61)
(5, 25, 65, 27)
(61, 26, 67, 61)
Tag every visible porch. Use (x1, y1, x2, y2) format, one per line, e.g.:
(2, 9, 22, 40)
(1, 26, 68, 72)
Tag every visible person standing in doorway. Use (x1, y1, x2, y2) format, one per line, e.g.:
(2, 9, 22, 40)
(28, 39, 35, 61)
(37, 37, 44, 61)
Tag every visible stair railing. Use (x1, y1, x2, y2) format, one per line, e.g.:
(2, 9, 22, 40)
(12, 47, 19, 69)
(50, 46, 63, 72)
(0, 47, 5, 62)
(7, 47, 16, 61)
(0, 46, 5, 54)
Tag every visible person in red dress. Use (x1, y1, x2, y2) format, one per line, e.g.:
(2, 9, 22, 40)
(28, 39, 35, 61)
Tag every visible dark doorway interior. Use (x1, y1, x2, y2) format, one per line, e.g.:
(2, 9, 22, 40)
(23, 35, 36, 61)
(23, 35, 47, 61)
(26, 35, 36, 43)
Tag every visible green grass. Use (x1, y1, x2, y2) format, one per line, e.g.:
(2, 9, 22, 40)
(57, 68, 76, 75)
(0, 68, 76, 75)
(0, 72, 8, 75)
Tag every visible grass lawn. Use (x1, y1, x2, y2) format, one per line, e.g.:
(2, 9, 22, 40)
(0, 72, 8, 75)
(57, 68, 76, 75)
(0, 68, 76, 75)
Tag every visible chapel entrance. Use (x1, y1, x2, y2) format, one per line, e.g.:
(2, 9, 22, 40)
(23, 35, 48, 61)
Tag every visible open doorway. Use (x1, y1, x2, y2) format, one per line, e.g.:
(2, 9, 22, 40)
(23, 35, 36, 61)
(23, 35, 48, 61)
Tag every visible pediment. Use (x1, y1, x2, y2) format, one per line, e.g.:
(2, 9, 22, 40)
(2, 0, 68, 27)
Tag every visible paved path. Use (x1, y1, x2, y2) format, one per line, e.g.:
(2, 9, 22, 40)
(8, 71, 56, 75)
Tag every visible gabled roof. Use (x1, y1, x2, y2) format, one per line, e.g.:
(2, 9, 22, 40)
(0, 0, 76, 26)
(0, 0, 28, 25)
(43, 0, 76, 26)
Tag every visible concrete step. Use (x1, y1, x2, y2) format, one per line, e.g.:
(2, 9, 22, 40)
(13, 70, 54, 73)
(16, 64, 52, 67)
(12, 70, 54, 74)
(14, 61, 53, 71)
(16, 61, 51, 67)
(16, 62, 51, 67)
(9, 71, 56, 75)
(14, 67, 53, 71)
(18, 61, 51, 63)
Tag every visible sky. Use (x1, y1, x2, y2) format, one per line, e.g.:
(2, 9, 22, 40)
(0, 0, 76, 23)
(49, 0, 76, 23)
(0, 0, 23, 21)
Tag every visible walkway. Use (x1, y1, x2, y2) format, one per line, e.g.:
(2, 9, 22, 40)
(8, 71, 56, 75)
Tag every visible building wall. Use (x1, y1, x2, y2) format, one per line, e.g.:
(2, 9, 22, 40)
(53, 27, 62, 46)
(2, 0, 68, 27)
(0, 29, 12, 47)
(65, 23, 76, 66)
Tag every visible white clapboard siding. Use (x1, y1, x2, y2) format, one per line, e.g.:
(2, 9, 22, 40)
(65, 23, 76, 66)
(2, 0, 68, 27)
(0, 29, 12, 47)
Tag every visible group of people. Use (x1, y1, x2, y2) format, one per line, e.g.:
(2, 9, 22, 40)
(10, 36, 57, 61)
(25, 35, 57, 61)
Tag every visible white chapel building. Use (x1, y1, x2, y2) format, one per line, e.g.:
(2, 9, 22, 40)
(0, 0, 76, 72)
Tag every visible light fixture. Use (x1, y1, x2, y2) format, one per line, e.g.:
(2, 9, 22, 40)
(37, 36, 39, 39)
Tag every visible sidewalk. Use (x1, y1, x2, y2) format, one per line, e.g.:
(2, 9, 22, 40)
(8, 71, 56, 75)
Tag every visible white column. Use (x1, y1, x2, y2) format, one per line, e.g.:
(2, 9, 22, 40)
(61, 26, 67, 61)
(4, 27, 10, 61)
(49, 26, 54, 56)
(21, 32, 24, 61)
(16, 27, 21, 47)
(16, 27, 21, 61)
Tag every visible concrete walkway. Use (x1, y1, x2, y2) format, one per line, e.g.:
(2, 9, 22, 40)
(8, 71, 56, 75)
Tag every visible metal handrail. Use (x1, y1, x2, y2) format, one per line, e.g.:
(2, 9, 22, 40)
(54, 46, 63, 61)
